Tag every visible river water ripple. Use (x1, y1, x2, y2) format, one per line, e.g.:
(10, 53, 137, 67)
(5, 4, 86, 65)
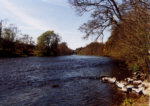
(0, 55, 131, 106)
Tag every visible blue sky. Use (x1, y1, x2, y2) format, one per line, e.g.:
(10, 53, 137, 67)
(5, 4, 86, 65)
(0, 0, 110, 49)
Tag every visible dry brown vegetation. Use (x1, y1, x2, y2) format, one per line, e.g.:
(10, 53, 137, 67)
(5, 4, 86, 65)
(0, 21, 35, 57)
(0, 22, 73, 57)
(104, 7, 150, 73)
(121, 95, 149, 106)
(70, 0, 150, 74)
(76, 42, 104, 56)
(58, 42, 73, 56)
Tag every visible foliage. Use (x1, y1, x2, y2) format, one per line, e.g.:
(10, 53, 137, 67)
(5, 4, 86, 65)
(74, 47, 83, 54)
(104, 8, 150, 72)
(76, 42, 104, 56)
(133, 65, 139, 73)
(57, 42, 73, 56)
(121, 98, 134, 106)
(35, 31, 60, 56)
(70, 0, 150, 73)
(0, 20, 73, 57)
(0, 21, 35, 57)
(121, 96, 149, 106)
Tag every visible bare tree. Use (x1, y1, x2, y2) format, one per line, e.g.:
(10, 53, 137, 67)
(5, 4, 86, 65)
(3, 24, 19, 42)
(0, 21, 2, 39)
(69, 0, 150, 74)
(69, 0, 150, 40)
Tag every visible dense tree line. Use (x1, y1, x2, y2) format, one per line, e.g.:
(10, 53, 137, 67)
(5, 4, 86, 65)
(104, 10, 150, 72)
(0, 21, 73, 57)
(35, 31, 73, 56)
(35, 31, 60, 56)
(76, 42, 104, 56)
(58, 42, 73, 56)
(0, 20, 35, 57)
(69, 0, 150, 73)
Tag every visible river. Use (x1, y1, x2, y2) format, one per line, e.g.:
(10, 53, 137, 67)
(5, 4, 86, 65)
(0, 55, 131, 106)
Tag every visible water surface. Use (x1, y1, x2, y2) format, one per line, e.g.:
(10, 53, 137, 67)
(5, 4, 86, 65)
(0, 55, 130, 106)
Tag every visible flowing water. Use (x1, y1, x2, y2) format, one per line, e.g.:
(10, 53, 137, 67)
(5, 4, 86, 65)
(0, 55, 131, 106)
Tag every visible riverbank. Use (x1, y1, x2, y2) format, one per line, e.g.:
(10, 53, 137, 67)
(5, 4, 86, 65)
(121, 95, 149, 106)
(100, 70, 150, 105)
(0, 55, 126, 105)
(0, 55, 148, 105)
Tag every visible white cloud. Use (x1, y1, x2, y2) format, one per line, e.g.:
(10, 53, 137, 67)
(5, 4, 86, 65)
(0, 0, 50, 31)
(41, 0, 69, 8)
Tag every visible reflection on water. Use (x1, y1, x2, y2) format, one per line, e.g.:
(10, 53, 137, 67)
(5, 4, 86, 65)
(0, 55, 130, 106)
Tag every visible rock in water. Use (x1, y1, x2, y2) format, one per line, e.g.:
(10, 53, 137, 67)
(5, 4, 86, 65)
(50, 84, 59, 88)
(101, 76, 116, 83)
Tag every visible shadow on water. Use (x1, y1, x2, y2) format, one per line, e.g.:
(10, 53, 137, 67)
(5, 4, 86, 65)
(0, 55, 131, 106)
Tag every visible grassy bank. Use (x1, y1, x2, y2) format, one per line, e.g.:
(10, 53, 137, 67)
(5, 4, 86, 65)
(121, 95, 149, 106)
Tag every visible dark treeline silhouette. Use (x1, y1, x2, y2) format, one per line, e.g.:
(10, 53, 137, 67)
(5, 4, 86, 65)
(70, 0, 150, 74)
(0, 20, 35, 57)
(0, 21, 73, 57)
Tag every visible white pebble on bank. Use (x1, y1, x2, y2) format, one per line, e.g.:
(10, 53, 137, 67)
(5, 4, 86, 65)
(116, 81, 127, 88)
(133, 80, 142, 84)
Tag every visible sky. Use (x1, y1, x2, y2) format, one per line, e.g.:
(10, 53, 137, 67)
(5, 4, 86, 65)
(0, 0, 110, 50)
